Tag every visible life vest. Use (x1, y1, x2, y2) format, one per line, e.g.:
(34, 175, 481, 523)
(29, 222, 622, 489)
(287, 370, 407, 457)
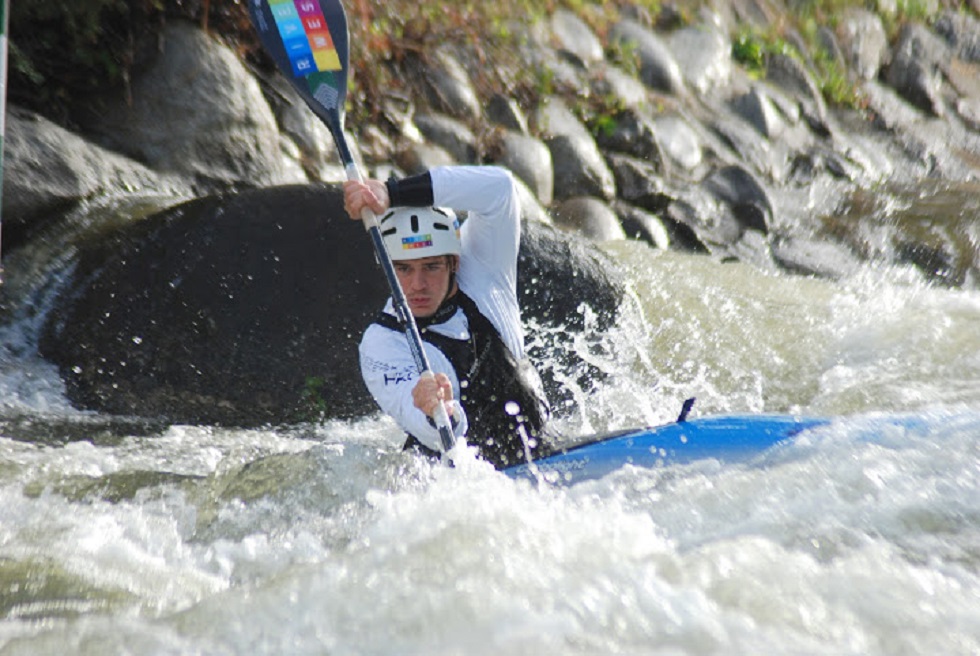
(373, 291, 551, 469)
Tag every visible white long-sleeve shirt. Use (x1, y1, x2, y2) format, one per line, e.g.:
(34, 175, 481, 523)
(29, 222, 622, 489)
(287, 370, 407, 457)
(358, 166, 524, 451)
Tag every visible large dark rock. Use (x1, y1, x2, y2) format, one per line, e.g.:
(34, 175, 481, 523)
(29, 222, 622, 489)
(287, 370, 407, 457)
(39, 185, 625, 427)
(517, 217, 626, 410)
(40, 185, 384, 426)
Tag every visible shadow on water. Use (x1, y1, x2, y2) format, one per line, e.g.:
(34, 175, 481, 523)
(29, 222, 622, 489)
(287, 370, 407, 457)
(0, 557, 136, 621)
(822, 181, 980, 289)
(0, 413, 171, 447)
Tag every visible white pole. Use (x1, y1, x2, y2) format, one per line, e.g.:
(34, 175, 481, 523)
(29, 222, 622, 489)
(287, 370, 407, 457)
(0, 0, 9, 284)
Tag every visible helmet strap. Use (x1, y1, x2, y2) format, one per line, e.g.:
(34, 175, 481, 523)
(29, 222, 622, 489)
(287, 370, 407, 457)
(443, 254, 460, 306)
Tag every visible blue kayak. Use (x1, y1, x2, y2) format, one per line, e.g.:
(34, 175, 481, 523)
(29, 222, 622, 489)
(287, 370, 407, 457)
(504, 414, 830, 484)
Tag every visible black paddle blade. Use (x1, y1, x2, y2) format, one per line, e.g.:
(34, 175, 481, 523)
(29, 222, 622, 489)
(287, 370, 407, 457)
(248, 0, 352, 162)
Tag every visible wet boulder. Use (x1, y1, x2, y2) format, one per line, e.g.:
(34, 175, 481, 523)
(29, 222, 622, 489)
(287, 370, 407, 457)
(551, 197, 626, 242)
(394, 142, 457, 175)
(934, 10, 980, 62)
(613, 201, 671, 250)
(77, 22, 288, 189)
(731, 84, 789, 140)
(550, 9, 604, 68)
(517, 217, 626, 409)
(669, 21, 733, 94)
(836, 8, 889, 81)
(413, 113, 479, 164)
(594, 108, 665, 167)
(486, 94, 529, 133)
(701, 165, 773, 235)
(666, 187, 742, 251)
(40, 185, 383, 426)
(535, 99, 617, 202)
(651, 114, 704, 172)
(608, 19, 685, 95)
(589, 64, 651, 111)
(605, 153, 671, 214)
(410, 47, 482, 122)
(765, 51, 831, 136)
(1, 107, 184, 239)
(885, 22, 950, 117)
(662, 164, 774, 260)
(487, 130, 554, 206)
(771, 235, 864, 279)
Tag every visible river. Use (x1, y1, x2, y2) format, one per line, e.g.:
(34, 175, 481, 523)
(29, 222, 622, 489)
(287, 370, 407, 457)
(0, 192, 978, 654)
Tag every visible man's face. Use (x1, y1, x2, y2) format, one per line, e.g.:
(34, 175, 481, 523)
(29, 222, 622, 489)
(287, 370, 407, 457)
(393, 255, 457, 318)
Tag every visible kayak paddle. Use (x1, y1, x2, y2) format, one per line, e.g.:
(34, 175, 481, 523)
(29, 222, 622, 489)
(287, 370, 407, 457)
(247, 0, 457, 453)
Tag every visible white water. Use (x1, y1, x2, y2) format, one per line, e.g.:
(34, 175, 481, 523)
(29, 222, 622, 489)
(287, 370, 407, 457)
(1, 242, 979, 655)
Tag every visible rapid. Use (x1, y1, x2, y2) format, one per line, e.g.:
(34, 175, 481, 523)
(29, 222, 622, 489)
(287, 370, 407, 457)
(0, 193, 978, 655)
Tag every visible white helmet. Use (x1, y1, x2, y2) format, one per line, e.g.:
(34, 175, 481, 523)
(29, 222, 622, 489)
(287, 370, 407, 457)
(380, 206, 461, 261)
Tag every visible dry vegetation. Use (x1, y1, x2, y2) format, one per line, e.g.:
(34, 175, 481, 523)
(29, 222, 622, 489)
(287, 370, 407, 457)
(8, 1, 970, 129)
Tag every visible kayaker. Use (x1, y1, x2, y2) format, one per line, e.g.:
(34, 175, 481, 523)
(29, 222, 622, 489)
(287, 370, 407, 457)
(343, 165, 552, 468)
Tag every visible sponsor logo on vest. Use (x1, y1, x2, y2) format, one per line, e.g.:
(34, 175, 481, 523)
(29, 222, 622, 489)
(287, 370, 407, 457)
(384, 372, 413, 385)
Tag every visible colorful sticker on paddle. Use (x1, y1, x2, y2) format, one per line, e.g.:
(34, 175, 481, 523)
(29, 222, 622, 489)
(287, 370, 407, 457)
(267, 0, 341, 77)
(401, 235, 434, 250)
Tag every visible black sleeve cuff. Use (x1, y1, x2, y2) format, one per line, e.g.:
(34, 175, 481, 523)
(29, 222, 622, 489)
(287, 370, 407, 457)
(386, 172, 434, 207)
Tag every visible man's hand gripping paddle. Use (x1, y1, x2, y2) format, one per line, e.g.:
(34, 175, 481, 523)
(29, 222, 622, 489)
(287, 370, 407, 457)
(248, 0, 457, 453)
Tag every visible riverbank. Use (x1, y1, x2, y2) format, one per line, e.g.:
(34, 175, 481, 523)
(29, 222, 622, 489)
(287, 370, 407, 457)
(5, 1, 979, 278)
(2, 0, 979, 425)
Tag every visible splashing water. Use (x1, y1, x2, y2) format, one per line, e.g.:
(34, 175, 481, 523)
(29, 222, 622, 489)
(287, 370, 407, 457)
(1, 221, 979, 654)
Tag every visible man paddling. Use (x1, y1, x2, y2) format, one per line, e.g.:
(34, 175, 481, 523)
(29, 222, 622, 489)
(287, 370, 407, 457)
(343, 165, 552, 468)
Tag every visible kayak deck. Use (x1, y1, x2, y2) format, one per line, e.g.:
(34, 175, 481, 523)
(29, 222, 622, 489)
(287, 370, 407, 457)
(504, 414, 829, 484)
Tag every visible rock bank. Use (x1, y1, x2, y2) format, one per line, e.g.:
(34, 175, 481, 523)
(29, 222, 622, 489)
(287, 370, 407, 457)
(4, 2, 980, 424)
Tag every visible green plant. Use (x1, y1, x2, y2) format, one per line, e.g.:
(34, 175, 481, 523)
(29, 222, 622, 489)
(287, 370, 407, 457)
(607, 36, 640, 78)
(9, 1, 159, 121)
(733, 16, 865, 109)
(591, 112, 619, 139)
(815, 51, 863, 108)
(792, 8, 866, 109)
(577, 92, 628, 138)
(732, 31, 767, 75)
(732, 29, 801, 79)
(896, 0, 937, 22)
(300, 376, 329, 420)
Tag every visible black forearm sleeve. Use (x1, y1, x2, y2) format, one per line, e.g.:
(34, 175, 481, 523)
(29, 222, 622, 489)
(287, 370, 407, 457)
(386, 171, 434, 207)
